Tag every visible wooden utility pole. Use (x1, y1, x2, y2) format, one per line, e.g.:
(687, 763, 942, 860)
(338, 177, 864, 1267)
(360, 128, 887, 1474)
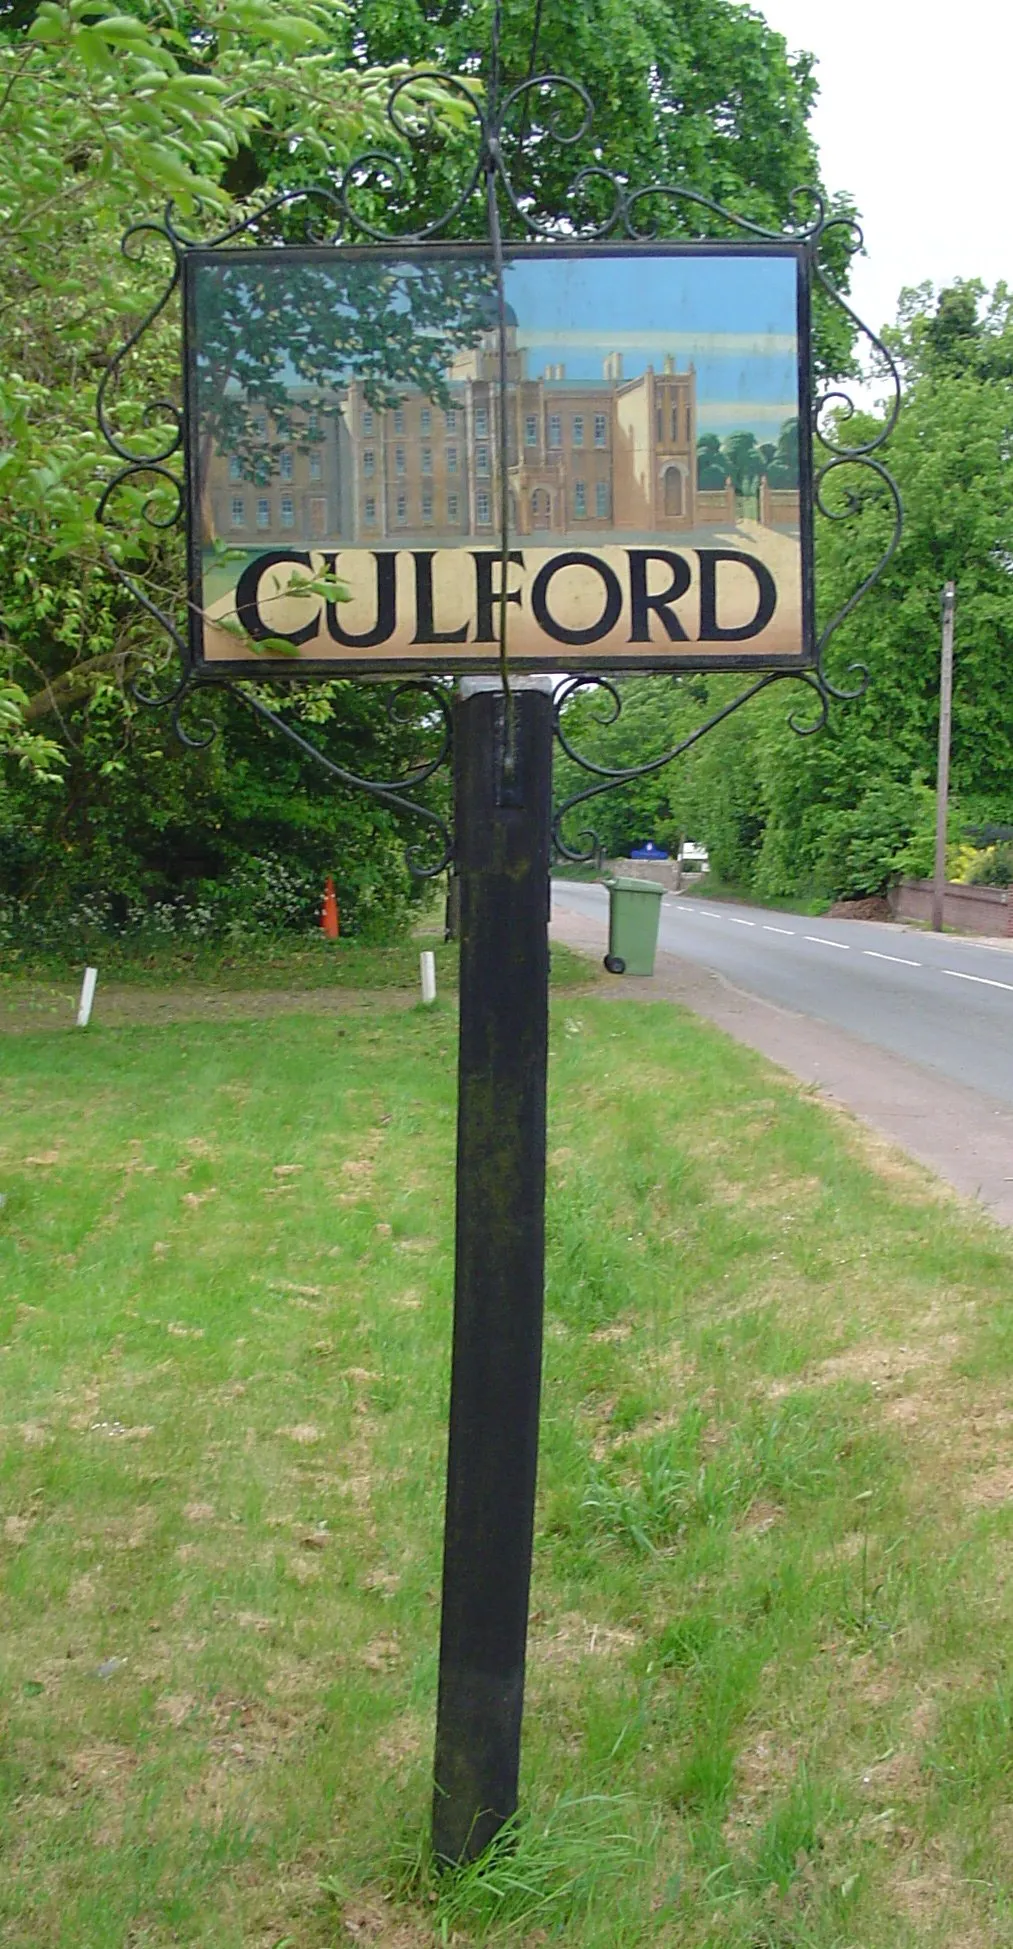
(931, 582, 956, 932)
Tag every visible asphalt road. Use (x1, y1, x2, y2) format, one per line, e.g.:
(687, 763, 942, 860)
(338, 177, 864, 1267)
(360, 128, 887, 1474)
(553, 881, 1013, 1109)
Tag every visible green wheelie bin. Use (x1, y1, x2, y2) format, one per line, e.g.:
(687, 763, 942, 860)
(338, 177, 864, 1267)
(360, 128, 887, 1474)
(602, 876, 665, 976)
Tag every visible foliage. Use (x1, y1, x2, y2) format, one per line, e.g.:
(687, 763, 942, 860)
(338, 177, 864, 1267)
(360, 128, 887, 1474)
(1, 0, 856, 931)
(564, 282, 1013, 901)
(963, 842, 1013, 888)
(351, 0, 858, 376)
(0, 0, 463, 924)
(1, 676, 453, 940)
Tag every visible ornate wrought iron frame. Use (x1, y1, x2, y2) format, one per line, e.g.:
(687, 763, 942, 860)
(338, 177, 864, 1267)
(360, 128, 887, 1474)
(96, 2, 902, 878)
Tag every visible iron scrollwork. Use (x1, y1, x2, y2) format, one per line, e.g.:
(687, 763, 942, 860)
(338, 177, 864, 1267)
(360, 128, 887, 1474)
(97, 0, 902, 875)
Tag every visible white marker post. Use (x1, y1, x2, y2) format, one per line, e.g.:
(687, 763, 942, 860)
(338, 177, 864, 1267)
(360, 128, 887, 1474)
(420, 950, 437, 1006)
(77, 966, 98, 1028)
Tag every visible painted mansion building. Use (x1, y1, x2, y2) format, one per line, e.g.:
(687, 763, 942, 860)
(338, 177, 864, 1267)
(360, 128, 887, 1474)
(205, 312, 701, 549)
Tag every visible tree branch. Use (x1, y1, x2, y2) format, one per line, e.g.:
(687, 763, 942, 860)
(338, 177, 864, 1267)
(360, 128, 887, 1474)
(22, 651, 136, 723)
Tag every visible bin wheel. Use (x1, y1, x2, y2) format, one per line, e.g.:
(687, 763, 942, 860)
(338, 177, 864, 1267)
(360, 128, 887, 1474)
(603, 954, 626, 975)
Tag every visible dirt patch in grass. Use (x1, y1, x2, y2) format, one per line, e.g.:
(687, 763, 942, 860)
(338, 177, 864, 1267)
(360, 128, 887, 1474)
(889, 1849, 989, 1946)
(338, 1894, 435, 1946)
(529, 1612, 639, 1670)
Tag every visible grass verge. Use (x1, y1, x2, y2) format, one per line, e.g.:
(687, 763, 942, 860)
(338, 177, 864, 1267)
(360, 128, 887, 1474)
(0, 938, 594, 1033)
(0, 929, 456, 993)
(2, 998, 1013, 1944)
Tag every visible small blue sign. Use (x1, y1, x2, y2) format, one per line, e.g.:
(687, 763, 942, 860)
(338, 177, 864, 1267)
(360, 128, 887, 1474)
(630, 843, 669, 860)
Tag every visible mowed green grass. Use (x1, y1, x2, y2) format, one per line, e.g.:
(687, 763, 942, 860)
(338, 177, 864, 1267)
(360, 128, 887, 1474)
(3, 998, 1013, 1946)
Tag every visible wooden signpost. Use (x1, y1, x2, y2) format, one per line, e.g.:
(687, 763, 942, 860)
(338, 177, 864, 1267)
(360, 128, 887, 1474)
(176, 234, 817, 1853)
(98, 27, 901, 1869)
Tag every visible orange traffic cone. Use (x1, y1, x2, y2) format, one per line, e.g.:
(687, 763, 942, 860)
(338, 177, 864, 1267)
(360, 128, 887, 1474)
(321, 876, 339, 941)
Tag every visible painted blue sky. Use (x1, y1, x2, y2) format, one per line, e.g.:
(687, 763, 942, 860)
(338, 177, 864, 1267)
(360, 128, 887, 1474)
(502, 252, 801, 441)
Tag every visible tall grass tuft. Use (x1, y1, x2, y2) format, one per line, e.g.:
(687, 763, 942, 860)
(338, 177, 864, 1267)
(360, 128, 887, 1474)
(387, 1790, 651, 1941)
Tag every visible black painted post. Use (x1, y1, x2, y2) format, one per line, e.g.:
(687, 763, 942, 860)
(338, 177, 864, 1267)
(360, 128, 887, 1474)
(432, 676, 553, 1865)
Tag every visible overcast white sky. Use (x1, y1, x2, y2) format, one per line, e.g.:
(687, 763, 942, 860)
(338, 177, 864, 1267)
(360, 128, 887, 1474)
(749, 0, 1012, 346)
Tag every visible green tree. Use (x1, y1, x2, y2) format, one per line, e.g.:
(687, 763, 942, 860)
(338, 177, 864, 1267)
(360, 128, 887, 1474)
(1, 0, 863, 935)
(349, 0, 858, 372)
(0, 0, 466, 931)
(663, 284, 1013, 903)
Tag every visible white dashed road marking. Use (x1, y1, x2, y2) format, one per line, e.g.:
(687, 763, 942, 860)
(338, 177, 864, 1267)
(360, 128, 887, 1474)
(942, 969, 1013, 994)
(863, 950, 921, 967)
(572, 888, 1013, 996)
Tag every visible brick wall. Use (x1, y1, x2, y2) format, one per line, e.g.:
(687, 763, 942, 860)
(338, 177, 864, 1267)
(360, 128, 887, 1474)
(696, 481, 737, 524)
(888, 878, 1013, 937)
(758, 477, 801, 530)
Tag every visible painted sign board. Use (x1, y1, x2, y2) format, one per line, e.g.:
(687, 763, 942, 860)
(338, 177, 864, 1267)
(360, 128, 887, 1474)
(183, 242, 813, 677)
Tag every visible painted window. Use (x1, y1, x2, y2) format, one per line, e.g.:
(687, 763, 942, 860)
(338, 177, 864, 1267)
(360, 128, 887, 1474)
(252, 414, 267, 439)
(309, 453, 322, 481)
(422, 446, 433, 474)
(396, 493, 407, 524)
(524, 414, 538, 446)
(363, 448, 375, 477)
(475, 406, 488, 437)
(594, 413, 607, 448)
(256, 497, 270, 528)
(445, 408, 458, 433)
(475, 443, 490, 475)
(393, 408, 405, 434)
(476, 489, 491, 524)
(395, 446, 406, 475)
(230, 496, 245, 527)
(279, 450, 293, 481)
(572, 415, 584, 447)
(447, 446, 458, 473)
(280, 494, 295, 528)
(228, 454, 242, 482)
(595, 481, 609, 518)
(307, 412, 321, 439)
(548, 414, 562, 448)
(574, 481, 586, 517)
(362, 409, 373, 434)
(422, 491, 433, 522)
(420, 407, 431, 433)
(364, 496, 376, 523)
(447, 493, 459, 521)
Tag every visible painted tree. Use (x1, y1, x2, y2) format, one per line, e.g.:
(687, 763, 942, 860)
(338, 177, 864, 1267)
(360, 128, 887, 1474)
(191, 254, 498, 515)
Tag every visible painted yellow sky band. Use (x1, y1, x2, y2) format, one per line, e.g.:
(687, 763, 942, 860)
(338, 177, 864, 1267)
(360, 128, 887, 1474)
(516, 328, 798, 356)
